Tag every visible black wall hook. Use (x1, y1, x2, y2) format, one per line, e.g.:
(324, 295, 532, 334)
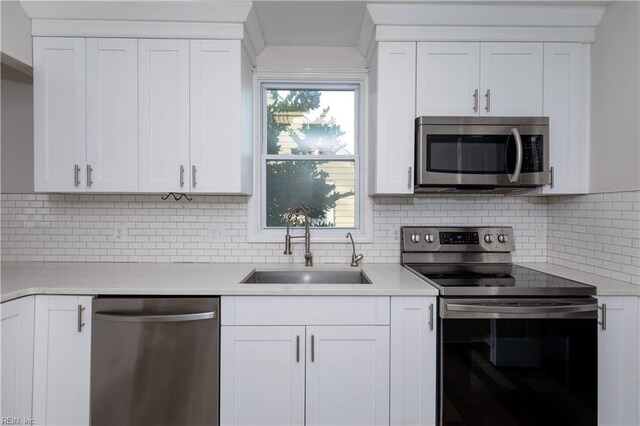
(161, 192, 193, 202)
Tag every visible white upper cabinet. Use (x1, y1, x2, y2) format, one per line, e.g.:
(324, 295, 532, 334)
(416, 42, 543, 117)
(138, 39, 191, 192)
(416, 42, 480, 116)
(305, 326, 390, 426)
(34, 37, 86, 192)
(190, 40, 252, 194)
(32, 295, 92, 426)
(479, 42, 543, 116)
(370, 42, 417, 195)
(86, 38, 139, 192)
(538, 43, 590, 194)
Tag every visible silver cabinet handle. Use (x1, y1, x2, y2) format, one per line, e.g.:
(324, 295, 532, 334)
(485, 89, 491, 112)
(473, 89, 479, 112)
(549, 166, 555, 188)
(74, 164, 81, 187)
(77, 305, 86, 332)
(428, 303, 434, 331)
(180, 165, 185, 188)
(508, 128, 523, 183)
(598, 304, 607, 331)
(87, 164, 94, 187)
(311, 335, 315, 362)
(192, 165, 197, 188)
(407, 166, 412, 189)
(296, 335, 300, 363)
(95, 311, 216, 323)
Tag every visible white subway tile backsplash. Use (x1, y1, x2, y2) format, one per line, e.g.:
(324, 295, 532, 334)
(1, 193, 545, 264)
(547, 192, 640, 285)
(1, 192, 638, 285)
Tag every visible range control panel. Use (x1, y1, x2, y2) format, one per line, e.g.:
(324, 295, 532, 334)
(401, 226, 515, 253)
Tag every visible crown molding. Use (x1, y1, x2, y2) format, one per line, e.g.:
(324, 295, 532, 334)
(375, 25, 597, 43)
(366, 3, 606, 27)
(20, 1, 253, 23)
(31, 19, 245, 40)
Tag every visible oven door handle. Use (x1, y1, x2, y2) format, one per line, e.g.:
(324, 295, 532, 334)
(507, 127, 523, 183)
(442, 299, 598, 319)
(446, 302, 595, 315)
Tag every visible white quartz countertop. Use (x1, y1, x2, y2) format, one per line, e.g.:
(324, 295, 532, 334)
(3, 261, 637, 303)
(0, 262, 438, 302)
(517, 262, 640, 297)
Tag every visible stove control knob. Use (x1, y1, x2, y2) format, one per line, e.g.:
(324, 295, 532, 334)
(424, 234, 435, 243)
(484, 234, 493, 243)
(498, 234, 509, 244)
(410, 234, 421, 243)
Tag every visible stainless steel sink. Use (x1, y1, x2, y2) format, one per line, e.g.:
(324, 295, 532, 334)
(240, 270, 372, 284)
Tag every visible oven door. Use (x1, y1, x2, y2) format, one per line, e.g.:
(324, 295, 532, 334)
(416, 124, 549, 187)
(438, 298, 597, 426)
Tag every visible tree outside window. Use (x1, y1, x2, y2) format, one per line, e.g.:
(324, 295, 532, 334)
(263, 86, 358, 229)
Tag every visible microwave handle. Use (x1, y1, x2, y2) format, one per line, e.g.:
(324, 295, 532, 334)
(508, 128, 523, 183)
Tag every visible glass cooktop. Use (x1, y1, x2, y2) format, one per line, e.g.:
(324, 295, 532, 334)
(406, 264, 596, 296)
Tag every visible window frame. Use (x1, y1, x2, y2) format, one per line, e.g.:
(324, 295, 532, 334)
(248, 70, 372, 243)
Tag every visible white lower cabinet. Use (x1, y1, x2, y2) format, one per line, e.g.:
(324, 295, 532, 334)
(598, 296, 640, 426)
(306, 326, 390, 426)
(390, 297, 437, 426)
(220, 296, 437, 426)
(33, 295, 92, 426)
(221, 326, 306, 426)
(1, 296, 35, 420)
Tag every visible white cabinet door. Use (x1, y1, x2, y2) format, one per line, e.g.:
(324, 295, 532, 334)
(190, 40, 243, 193)
(598, 296, 640, 426)
(390, 297, 437, 426)
(539, 43, 590, 195)
(86, 38, 138, 192)
(138, 39, 190, 192)
(220, 326, 305, 426)
(33, 296, 92, 426)
(416, 42, 480, 117)
(33, 37, 86, 192)
(1, 297, 35, 420)
(374, 42, 416, 194)
(306, 326, 389, 426)
(480, 42, 543, 116)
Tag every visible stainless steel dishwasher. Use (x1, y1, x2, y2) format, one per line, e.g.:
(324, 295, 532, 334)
(90, 297, 220, 426)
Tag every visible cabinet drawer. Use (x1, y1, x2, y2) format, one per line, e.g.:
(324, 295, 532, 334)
(221, 296, 390, 326)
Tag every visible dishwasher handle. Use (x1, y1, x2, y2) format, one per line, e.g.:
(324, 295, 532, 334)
(95, 311, 216, 323)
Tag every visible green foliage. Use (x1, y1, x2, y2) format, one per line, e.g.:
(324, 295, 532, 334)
(265, 90, 354, 227)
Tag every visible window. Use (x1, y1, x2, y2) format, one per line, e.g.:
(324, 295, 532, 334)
(261, 83, 360, 230)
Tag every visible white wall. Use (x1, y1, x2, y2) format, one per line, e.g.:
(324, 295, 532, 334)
(1, 65, 34, 193)
(590, 1, 640, 193)
(256, 46, 366, 70)
(1, 1, 32, 70)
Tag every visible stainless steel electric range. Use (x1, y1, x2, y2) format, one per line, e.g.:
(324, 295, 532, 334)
(401, 226, 598, 426)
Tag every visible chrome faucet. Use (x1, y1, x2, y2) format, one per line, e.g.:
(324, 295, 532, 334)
(346, 232, 363, 267)
(283, 207, 313, 267)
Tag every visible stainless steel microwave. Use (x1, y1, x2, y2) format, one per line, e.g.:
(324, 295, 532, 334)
(415, 117, 549, 193)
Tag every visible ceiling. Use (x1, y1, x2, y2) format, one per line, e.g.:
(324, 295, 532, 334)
(253, 2, 367, 47)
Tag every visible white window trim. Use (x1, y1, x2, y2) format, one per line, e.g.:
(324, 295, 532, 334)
(247, 70, 373, 243)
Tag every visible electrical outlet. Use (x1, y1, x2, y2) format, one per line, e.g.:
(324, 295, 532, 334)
(533, 224, 546, 245)
(393, 230, 399, 241)
(113, 226, 127, 241)
(206, 224, 225, 241)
